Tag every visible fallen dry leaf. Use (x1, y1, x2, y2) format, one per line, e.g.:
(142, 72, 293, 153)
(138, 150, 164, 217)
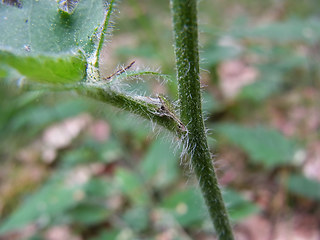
(303, 141, 320, 181)
(44, 225, 81, 240)
(41, 114, 92, 163)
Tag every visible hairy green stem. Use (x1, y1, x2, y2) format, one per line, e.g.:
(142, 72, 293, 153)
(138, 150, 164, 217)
(170, 0, 234, 239)
(94, 0, 115, 68)
(77, 84, 186, 136)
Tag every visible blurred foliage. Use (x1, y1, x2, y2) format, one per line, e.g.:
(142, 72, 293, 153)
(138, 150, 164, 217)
(1, 0, 320, 239)
(286, 174, 320, 201)
(214, 123, 297, 168)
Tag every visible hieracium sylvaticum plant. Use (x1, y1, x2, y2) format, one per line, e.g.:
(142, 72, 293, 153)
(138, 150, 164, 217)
(0, 0, 234, 239)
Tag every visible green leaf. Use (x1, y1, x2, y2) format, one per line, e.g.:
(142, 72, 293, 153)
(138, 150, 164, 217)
(214, 123, 297, 168)
(161, 187, 259, 227)
(223, 189, 260, 221)
(0, 0, 108, 84)
(60, 148, 96, 167)
(84, 177, 114, 199)
(106, 111, 150, 141)
(115, 168, 150, 205)
(68, 203, 111, 225)
(160, 188, 208, 227)
(60, 139, 122, 168)
(1, 98, 90, 136)
(238, 72, 283, 102)
(0, 0, 106, 55)
(201, 43, 241, 68)
(0, 65, 9, 78)
(89, 230, 121, 240)
(122, 207, 149, 232)
(0, 172, 86, 234)
(140, 139, 179, 188)
(0, 51, 86, 84)
(65, 178, 115, 226)
(234, 18, 320, 44)
(286, 174, 320, 201)
(27, 235, 45, 240)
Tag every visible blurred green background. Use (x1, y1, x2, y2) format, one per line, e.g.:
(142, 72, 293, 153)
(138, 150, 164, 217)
(0, 0, 320, 239)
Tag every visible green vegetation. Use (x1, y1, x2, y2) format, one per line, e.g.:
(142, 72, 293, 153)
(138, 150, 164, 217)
(0, 0, 319, 239)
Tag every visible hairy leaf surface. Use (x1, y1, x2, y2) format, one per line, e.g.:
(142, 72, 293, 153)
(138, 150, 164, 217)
(0, 0, 107, 83)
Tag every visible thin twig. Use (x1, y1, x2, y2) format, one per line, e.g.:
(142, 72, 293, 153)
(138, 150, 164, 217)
(105, 60, 135, 80)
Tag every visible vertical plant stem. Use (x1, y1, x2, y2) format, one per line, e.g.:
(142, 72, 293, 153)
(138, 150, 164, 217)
(170, 0, 234, 239)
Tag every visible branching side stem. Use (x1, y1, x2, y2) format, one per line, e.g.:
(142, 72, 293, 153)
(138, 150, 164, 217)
(170, 0, 234, 239)
(77, 84, 186, 136)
